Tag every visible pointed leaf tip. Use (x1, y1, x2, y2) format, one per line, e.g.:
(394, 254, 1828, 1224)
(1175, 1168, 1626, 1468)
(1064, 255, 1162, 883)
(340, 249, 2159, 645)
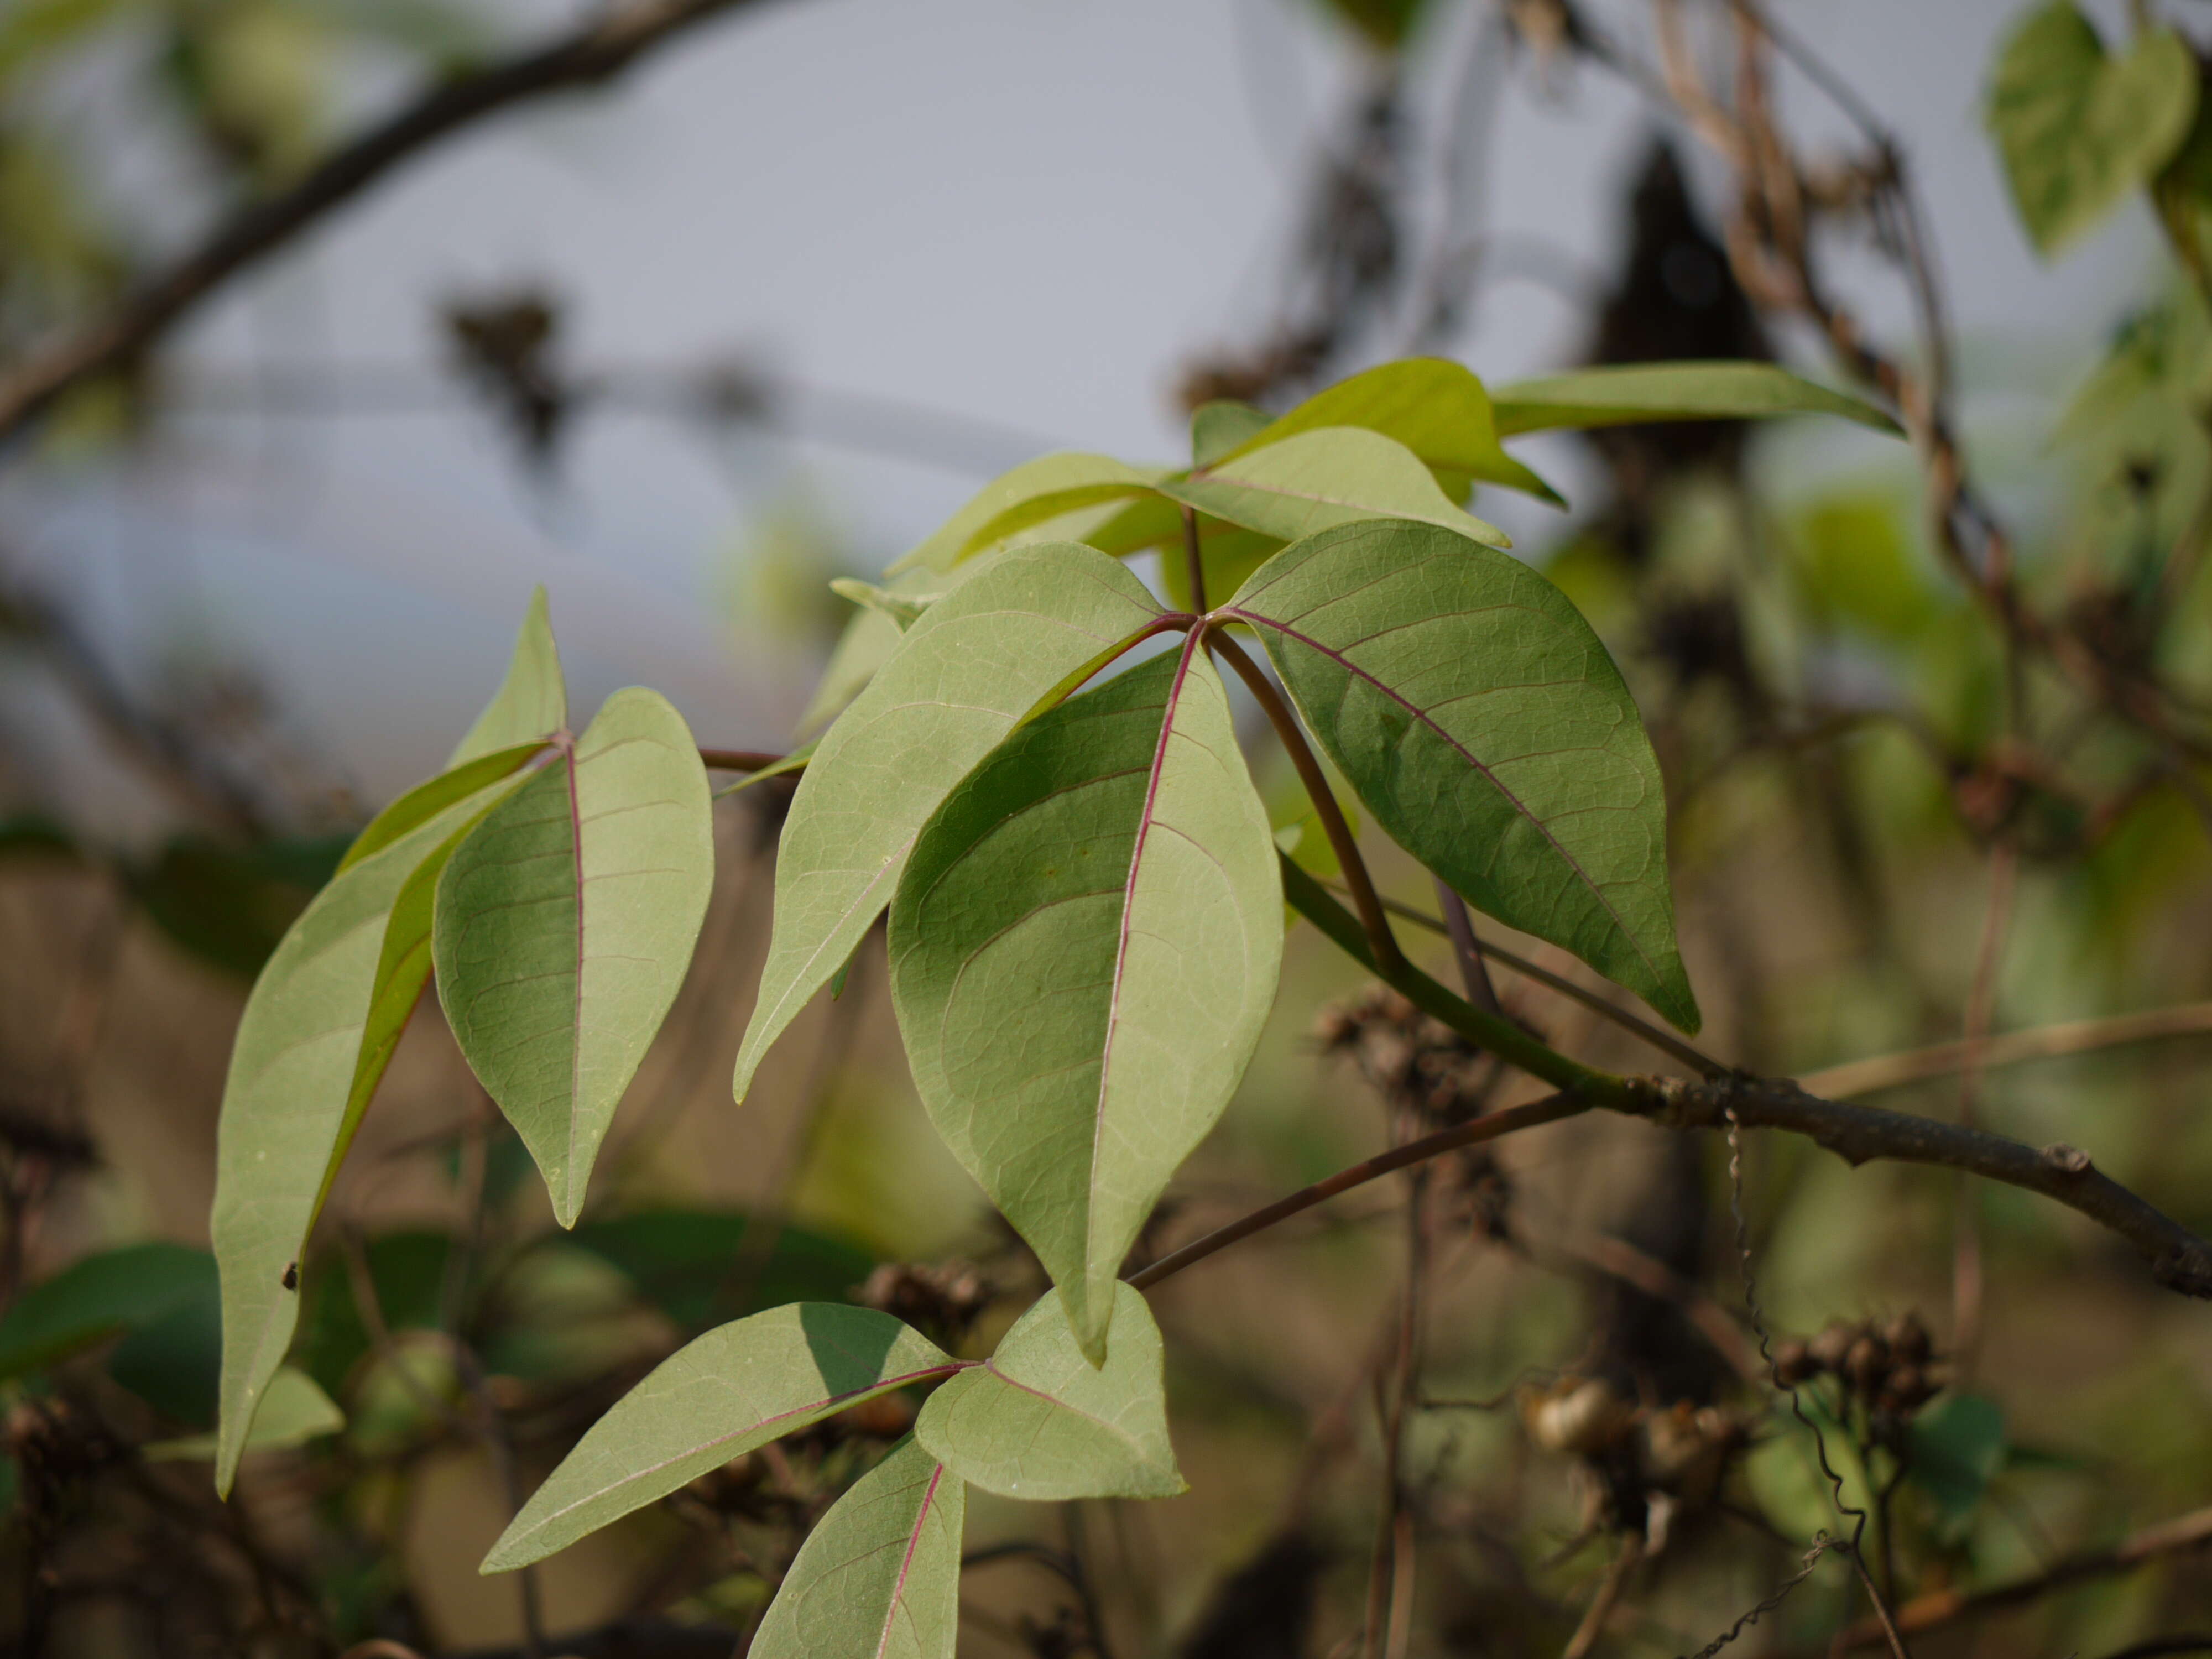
(450, 586, 568, 768)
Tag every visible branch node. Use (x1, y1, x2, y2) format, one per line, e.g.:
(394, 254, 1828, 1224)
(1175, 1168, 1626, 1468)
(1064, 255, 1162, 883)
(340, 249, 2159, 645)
(2040, 1142, 2093, 1176)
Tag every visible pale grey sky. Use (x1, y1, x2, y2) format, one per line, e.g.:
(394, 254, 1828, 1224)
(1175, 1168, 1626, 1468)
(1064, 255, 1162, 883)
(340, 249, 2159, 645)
(2, 0, 2164, 824)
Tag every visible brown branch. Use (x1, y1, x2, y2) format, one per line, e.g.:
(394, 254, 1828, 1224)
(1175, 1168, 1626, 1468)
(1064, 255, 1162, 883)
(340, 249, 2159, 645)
(1815, 1504, 2212, 1654)
(0, 0, 778, 447)
(1281, 865, 2212, 1301)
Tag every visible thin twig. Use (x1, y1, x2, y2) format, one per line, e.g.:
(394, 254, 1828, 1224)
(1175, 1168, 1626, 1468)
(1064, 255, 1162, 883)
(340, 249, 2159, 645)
(1796, 1001, 2212, 1100)
(1211, 633, 1405, 974)
(1953, 843, 2017, 1375)
(1562, 1536, 1642, 1659)
(1350, 883, 1725, 1077)
(0, 0, 779, 446)
(1432, 879, 1504, 1014)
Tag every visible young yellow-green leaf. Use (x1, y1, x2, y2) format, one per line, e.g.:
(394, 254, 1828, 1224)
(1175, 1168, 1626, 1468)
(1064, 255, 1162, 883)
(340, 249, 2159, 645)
(448, 585, 567, 768)
(1224, 518, 1698, 1031)
(1214, 358, 1564, 506)
(1159, 427, 1510, 550)
(748, 1434, 964, 1659)
(434, 688, 713, 1225)
(337, 742, 548, 875)
(734, 545, 1168, 1105)
(828, 577, 940, 632)
(483, 1305, 957, 1571)
(1987, 0, 2197, 257)
(146, 1366, 342, 1463)
(213, 760, 535, 1494)
(890, 452, 1168, 573)
(1192, 399, 1273, 467)
(915, 1283, 1181, 1500)
(890, 641, 1281, 1359)
(1489, 362, 1901, 437)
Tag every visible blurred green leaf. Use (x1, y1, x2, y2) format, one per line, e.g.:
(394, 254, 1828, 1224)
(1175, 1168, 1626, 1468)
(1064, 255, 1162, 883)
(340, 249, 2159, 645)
(435, 688, 714, 1226)
(0, 815, 76, 860)
(483, 1305, 957, 1571)
(1908, 1392, 2008, 1542)
(1227, 518, 1698, 1031)
(1491, 362, 1900, 437)
(1315, 0, 1436, 51)
(564, 1209, 874, 1328)
(891, 453, 1168, 574)
(1792, 494, 1937, 643)
(827, 577, 938, 632)
(291, 1231, 452, 1397)
(1191, 399, 1272, 468)
(916, 1282, 1182, 1499)
(734, 545, 1166, 1106)
(1987, 0, 2197, 256)
(0, 1242, 212, 1381)
(132, 832, 349, 978)
(747, 1434, 963, 1659)
(145, 1365, 341, 1460)
(890, 645, 1280, 1359)
(108, 1271, 222, 1424)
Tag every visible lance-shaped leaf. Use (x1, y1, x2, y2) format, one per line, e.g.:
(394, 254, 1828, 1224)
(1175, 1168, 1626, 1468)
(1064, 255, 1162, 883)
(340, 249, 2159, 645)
(747, 1434, 964, 1659)
(890, 641, 1281, 1359)
(733, 545, 1169, 1104)
(891, 452, 1168, 573)
(1159, 427, 1509, 550)
(1490, 362, 1901, 438)
(484, 1305, 957, 1571)
(435, 688, 713, 1224)
(1223, 518, 1699, 1031)
(1212, 358, 1563, 506)
(448, 585, 567, 767)
(1191, 399, 1272, 466)
(212, 750, 541, 1493)
(916, 1283, 1181, 1500)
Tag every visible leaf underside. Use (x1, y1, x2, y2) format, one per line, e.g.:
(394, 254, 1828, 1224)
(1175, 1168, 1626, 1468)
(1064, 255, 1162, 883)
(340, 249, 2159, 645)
(733, 544, 1168, 1105)
(485, 1304, 955, 1571)
(435, 687, 714, 1225)
(1226, 518, 1698, 1031)
(916, 1282, 1182, 1500)
(747, 1434, 964, 1659)
(890, 641, 1282, 1359)
(212, 758, 537, 1491)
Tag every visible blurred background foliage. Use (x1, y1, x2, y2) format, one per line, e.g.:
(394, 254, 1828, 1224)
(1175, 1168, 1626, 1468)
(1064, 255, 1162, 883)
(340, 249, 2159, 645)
(1, 1, 2211, 1656)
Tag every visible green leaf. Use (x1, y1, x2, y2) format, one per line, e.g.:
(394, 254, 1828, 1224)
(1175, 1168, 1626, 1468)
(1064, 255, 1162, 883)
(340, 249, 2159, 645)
(563, 1209, 875, 1327)
(1987, 1, 2198, 257)
(131, 833, 349, 979)
(1191, 399, 1273, 467)
(1160, 427, 1509, 550)
(748, 1434, 964, 1659)
(1215, 359, 1563, 506)
(338, 742, 549, 875)
(1160, 526, 1286, 614)
(915, 1282, 1181, 1500)
(1491, 362, 1901, 437)
(212, 761, 535, 1494)
(2157, 92, 2212, 294)
(145, 1367, 342, 1462)
(733, 545, 1168, 1105)
(1224, 518, 1698, 1031)
(483, 1305, 957, 1571)
(714, 740, 814, 799)
(448, 585, 567, 768)
(434, 688, 714, 1225)
(0, 1243, 212, 1380)
(828, 577, 940, 631)
(890, 642, 1281, 1358)
(890, 453, 1168, 574)
(1907, 1392, 2007, 1543)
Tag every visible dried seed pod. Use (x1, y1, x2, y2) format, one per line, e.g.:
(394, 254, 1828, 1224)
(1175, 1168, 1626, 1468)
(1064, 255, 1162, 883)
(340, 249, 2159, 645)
(1844, 1334, 1888, 1394)
(1808, 1322, 1856, 1374)
(1885, 1312, 1931, 1366)
(1772, 1339, 1816, 1385)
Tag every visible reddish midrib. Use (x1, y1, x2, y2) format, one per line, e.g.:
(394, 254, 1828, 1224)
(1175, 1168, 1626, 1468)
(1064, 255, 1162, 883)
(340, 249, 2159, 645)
(875, 1462, 950, 1659)
(561, 732, 587, 1214)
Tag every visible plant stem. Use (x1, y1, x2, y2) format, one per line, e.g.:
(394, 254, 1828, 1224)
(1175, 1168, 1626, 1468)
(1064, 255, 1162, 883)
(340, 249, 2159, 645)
(1211, 634, 1405, 974)
(1432, 878, 1503, 1014)
(697, 748, 789, 773)
(1181, 505, 1208, 614)
(1126, 1091, 1586, 1290)
(1346, 881, 1725, 1078)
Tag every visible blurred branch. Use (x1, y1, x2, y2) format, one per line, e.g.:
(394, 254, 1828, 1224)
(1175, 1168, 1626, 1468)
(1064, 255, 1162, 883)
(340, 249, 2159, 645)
(1798, 1002, 2212, 1100)
(1817, 1504, 2212, 1655)
(0, 0, 782, 449)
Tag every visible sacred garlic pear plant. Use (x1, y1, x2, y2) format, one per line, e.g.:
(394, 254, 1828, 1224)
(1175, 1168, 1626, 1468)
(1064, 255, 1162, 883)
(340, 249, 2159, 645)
(208, 354, 1895, 1650)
